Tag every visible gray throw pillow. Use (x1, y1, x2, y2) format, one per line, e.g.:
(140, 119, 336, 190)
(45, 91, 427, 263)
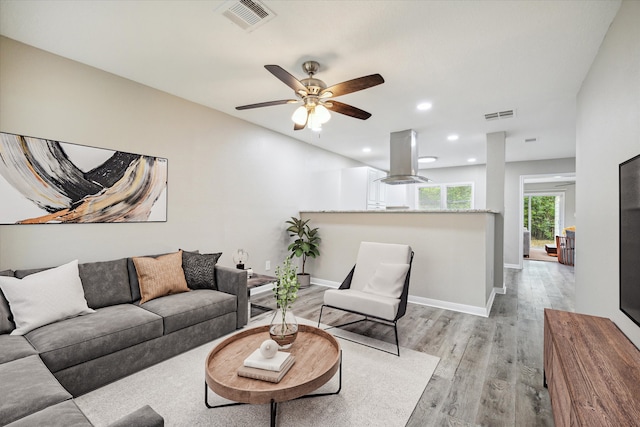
(182, 251, 222, 290)
(0, 270, 15, 334)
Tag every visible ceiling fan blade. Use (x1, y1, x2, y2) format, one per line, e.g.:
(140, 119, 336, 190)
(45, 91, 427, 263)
(236, 99, 297, 110)
(321, 74, 384, 98)
(265, 65, 308, 94)
(326, 101, 372, 120)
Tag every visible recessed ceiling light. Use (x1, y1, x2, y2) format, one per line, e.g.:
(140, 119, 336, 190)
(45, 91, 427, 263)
(467, 158, 477, 163)
(417, 102, 432, 111)
(362, 147, 371, 153)
(447, 134, 459, 141)
(419, 156, 438, 163)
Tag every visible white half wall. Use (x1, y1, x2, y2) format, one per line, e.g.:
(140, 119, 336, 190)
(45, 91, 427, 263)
(0, 37, 363, 271)
(575, 0, 640, 347)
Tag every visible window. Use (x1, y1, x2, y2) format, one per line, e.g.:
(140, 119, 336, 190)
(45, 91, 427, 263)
(416, 183, 474, 210)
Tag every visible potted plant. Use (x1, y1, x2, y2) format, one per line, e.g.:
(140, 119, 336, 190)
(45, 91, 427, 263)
(285, 216, 320, 288)
(269, 258, 299, 348)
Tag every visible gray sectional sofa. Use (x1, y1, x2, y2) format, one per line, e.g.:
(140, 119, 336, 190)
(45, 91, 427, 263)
(0, 251, 248, 426)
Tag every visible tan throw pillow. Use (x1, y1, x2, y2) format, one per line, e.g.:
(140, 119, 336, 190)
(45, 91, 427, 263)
(133, 251, 189, 304)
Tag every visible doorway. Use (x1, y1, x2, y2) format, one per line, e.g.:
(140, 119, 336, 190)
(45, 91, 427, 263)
(518, 173, 575, 269)
(523, 192, 564, 249)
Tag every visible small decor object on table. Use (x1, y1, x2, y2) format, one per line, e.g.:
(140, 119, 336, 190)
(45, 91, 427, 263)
(286, 216, 320, 288)
(233, 249, 249, 270)
(269, 258, 299, 349)
(260, 339, 278, 359)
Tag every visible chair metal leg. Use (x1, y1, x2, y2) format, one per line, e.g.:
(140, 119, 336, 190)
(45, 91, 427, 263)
(393, 321, 400, 357)
(320, 305, 401, 356)
(317, 304, 325, 327)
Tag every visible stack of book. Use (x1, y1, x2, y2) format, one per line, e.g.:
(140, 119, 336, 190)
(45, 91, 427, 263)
(237, 348, 295, 383)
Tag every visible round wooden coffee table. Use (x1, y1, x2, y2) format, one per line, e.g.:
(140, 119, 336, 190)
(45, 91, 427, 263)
(204, 324, 341, 426)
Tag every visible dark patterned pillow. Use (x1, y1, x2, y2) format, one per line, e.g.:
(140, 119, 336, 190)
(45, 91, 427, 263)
(182, 251, 222, 290)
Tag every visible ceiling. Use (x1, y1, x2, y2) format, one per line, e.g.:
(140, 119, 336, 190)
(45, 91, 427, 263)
(0, 0, 621, 171)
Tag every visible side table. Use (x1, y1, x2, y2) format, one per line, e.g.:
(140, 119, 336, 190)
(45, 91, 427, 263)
(205, 324, 341, 426)
(247, 273, 277, 317)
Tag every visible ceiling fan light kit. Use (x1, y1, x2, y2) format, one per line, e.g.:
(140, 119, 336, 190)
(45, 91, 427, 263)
(236, 61, 384, 131)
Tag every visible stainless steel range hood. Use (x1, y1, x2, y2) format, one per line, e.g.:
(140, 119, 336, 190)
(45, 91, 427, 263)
(379, 129, 431, 185)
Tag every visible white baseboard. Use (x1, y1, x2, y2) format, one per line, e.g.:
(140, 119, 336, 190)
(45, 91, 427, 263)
(504, 263, 522, 270)
(249, 283, 275, 296)
(494, 283, 507, 295)
(310, 278, 340, 288)
(312, 279, 496, 318)
(407, 294, 494, 318)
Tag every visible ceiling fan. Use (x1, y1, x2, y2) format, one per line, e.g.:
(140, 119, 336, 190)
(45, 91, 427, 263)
(236, 61, 384, 131)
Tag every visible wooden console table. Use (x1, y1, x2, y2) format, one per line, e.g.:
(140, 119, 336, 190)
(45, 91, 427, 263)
(543, 309, 640, 426)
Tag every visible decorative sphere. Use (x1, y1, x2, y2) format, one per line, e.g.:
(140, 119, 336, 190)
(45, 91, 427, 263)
(260, 339, 278, 359)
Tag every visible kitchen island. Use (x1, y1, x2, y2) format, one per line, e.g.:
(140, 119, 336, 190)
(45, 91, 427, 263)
(301, 210, 500, 317)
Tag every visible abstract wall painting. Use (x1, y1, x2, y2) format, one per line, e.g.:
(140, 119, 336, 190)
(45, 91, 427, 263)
(0, 132, 167, 224)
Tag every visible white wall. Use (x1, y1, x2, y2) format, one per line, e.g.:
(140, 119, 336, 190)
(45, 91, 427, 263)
(421, 159, 576, 269)
(575, 1, 640, 347)
(417, 164, 487, 209)
(0, 37, 362, 272)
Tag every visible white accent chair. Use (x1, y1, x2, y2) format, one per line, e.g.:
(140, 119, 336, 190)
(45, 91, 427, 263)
(318, 242, 414, 356)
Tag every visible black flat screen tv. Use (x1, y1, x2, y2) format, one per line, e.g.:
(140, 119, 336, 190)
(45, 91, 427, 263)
(620, 153, 640, 327)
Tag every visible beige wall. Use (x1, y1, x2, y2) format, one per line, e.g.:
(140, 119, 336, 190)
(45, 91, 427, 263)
(0, 36, 362, 271)
(575, 1, 640, 347)
(301, 211, 497, 316)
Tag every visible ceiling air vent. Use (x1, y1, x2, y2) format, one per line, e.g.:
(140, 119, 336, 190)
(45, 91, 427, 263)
(218, 0, 276, 32)
(484, 109, 516, 121)
(524, 137, 538, 143)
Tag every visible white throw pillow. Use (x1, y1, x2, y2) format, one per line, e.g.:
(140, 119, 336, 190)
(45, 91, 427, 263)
(362, 263, 410, 299)
(0, 259, 95, 335)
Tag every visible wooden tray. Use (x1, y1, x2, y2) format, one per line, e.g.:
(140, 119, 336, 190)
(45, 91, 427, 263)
(205, 324, 340, 404)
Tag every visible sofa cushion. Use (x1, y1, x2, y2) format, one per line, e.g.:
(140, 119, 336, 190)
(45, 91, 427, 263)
(133, 251, 190, 304)
(0, 260, 95, 335)
(0, 335, 37, 364)
(5, 400, 92, 427)
(0, 355, 72, 425)
(13, 267, 49, 279)
(79, 258, 132, 308)
(182, 251, 222, 290)
(140, 289, 236, 334)
(26, 304, 163, 373)
(0, 269, 14, 334)
(324, 288, 400, 321)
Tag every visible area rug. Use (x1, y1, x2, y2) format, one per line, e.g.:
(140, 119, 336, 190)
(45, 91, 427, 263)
(527, 247, 558, 263)
(75, 316, 439, 427)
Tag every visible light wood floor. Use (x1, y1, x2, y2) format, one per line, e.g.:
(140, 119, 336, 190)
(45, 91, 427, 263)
(251, 260, 574, 426)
